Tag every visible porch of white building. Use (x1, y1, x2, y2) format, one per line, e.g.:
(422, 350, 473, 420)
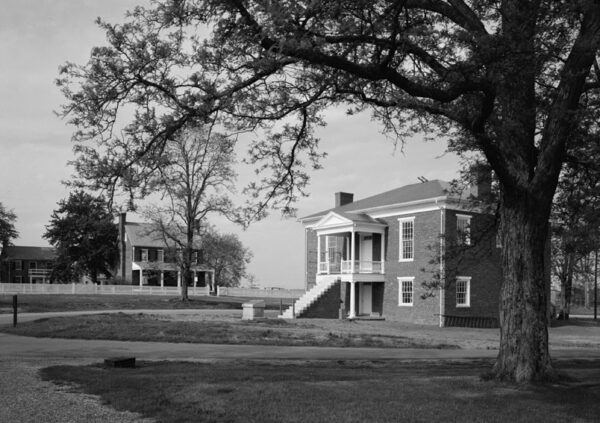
(132, 262, 215, 290)
(312, 211, 387, 319)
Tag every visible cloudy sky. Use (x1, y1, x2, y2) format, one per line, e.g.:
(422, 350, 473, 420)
(0, 1, 461, 289)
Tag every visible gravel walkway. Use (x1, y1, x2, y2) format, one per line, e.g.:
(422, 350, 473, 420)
(0, 359, 154, 423)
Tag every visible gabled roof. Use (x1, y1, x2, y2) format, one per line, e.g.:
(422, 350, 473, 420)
(2, 246, 56, 261)
(125, 222, 168, 248)
(329, 211, 384, 225)
(302, 180, 456, 221)
(124, 222, 202, 248)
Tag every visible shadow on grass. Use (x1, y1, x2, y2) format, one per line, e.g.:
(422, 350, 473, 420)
(551, 318, 600, 328)
(40, 359, 600, 423)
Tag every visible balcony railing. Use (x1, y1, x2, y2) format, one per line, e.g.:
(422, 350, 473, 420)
(29, 269, 52, 277)
(318, 260, 383, 275)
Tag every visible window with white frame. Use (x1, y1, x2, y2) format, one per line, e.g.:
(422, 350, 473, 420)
(141, 249, 149, 262)
(399, 217, 415, 261)
(456, 277, 471, 307)
(398, 277, 414, 306)
(456, 214, 471, 246)
(157, 249, 164, 262)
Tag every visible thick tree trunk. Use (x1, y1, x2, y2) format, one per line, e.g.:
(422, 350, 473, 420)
(493, 194, 555, 383)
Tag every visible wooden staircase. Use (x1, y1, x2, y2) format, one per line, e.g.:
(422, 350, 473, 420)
(279, 279, 339, 319)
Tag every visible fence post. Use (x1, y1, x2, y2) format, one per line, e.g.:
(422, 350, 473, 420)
(292, 302, 295, 319)
(12, 295, 17, 327)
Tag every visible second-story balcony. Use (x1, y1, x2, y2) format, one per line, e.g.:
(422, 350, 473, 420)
(319, 260, 384, 274)
(309, 210, 388, 283)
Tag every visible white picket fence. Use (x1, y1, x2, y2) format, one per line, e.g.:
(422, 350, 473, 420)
(217, 286, 304, 299)
(0, 283, 210, 296)
(0, 283, 304, 299)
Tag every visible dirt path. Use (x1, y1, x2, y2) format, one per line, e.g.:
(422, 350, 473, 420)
(0, 359, 154, 423)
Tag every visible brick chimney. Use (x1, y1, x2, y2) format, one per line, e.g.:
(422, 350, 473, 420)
(474, 168, 492, 199)
(335, 192, 354, 207)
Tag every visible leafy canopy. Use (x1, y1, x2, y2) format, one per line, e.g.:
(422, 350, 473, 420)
(201, 228, 252, 287)
(0, 203, 18, 250)
(44, 191, 118, 283)
(58, 1, 600, 215)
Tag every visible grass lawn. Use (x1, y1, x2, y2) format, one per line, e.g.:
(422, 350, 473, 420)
(0, 294, 286, 313)
(1, 312, 458, 348)
(40, 359, 600, 422)
(3, 310, 599, 349)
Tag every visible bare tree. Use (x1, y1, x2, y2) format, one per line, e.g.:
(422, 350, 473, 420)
(144, 123, 237, 300)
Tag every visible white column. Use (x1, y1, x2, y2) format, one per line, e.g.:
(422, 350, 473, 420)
(351, 229, 356, 274)
(139, 270, 143, 287)
(177, 271, 181, 287)
(317, 234, 321, 274)
(325, 236, 329, 273)
(380, 231, 385, 274)
(193, 271, 197, 287)
(349, 281, 356, 319)
(160, 271, 164, 288)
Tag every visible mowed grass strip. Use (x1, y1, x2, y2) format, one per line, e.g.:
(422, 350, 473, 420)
(0, 294, 284, 313)
(40, 359, 600, 423)
(2, 312, 456, 348)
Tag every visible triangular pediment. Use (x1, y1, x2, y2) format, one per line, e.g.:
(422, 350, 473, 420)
(313, 211, 353, 229)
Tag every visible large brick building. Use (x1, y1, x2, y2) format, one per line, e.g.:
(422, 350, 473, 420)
(280, 180, 504, 327)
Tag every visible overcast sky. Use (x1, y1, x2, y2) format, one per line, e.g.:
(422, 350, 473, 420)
(0, 1, 461, 289)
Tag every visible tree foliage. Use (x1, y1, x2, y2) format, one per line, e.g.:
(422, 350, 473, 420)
(143, 123, 237, 299)
(201, 228, 252, 288)
(58, 0, 600, 382)
(0, 203, 18, 250)
(551, 130, 600, 318)
(44, 191, 118, 283)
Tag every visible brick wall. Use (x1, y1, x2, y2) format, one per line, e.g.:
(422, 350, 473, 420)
(443, 210, 502, 321)
(381, 209, 443, 325)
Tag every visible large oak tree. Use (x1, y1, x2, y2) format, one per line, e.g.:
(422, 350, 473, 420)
(58, 1, 600, 382)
